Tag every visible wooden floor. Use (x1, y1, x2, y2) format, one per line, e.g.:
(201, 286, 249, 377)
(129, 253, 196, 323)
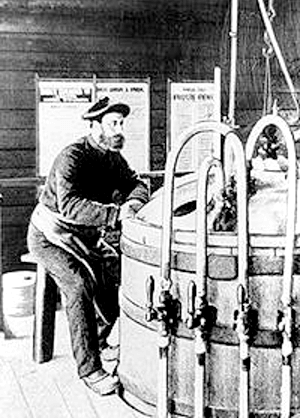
(0, 310, 149, 418)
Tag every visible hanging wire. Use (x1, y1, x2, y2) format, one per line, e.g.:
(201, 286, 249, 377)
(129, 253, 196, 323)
(262, 0, 276, 116)
(258, 0, 300, 124)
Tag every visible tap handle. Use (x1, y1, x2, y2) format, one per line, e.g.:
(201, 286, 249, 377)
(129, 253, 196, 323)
(146, 275, 155, 321)
(186, 280, 196, 329)
(237, 283, 246, 309)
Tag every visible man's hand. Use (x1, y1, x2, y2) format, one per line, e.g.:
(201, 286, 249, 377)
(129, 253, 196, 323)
(119, 199, 144, 221)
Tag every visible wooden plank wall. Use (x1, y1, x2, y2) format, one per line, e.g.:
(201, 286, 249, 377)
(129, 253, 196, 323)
(0, 0, 227, 271)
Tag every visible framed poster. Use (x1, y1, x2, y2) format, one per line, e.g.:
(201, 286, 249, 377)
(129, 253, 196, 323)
(36, 76, 95, 177)
(167, 67, 221, 172)
(96, 79, 150, 173)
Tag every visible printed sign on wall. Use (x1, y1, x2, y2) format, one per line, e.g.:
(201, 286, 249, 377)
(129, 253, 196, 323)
(168, 67, 221, 172)
(37, 78, 95, 177)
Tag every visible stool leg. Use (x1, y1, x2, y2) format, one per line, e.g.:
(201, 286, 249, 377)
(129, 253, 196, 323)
(33, 264, 57, 363)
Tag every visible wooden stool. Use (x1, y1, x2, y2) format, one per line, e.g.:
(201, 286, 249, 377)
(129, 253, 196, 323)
(21, 253, 58, 363)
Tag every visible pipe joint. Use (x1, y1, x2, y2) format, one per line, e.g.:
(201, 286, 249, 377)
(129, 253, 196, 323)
(186, 281, 217, 340)
(145, 275, 180, 340)
(233, 285, 258, 346)
(277, 305, 295, 358)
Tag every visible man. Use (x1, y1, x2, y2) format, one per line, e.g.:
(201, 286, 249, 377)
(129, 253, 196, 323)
(27, 96, 149, 395)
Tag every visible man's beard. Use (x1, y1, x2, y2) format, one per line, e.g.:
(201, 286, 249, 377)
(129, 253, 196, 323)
(98, 134, 125, 151)
(110, 134, 125, 151)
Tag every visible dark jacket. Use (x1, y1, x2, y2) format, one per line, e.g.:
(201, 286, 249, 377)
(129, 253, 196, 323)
(40, 135, 149, 229)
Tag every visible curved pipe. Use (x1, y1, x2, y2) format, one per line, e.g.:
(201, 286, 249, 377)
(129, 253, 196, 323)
(157, 120, 235, 418)
(161, 121, 234, 290)
(194, 156, 224, 418)
(197, 157, 224, 297)
(224, 132, 250, 419)
(246, 114, 297, 418)
(224, 132, 248, 295)
(257, 0, 300, 124)
(246, 115, 297, 303)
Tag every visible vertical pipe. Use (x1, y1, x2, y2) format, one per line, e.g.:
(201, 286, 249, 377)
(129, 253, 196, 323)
(213, 67, 222, 159)
(196, 158, 224, 298)
(195, 157, 224, 418)
(195, 157, 209, 419)
(228, 0, 239, 126)
(157, 347, 169, 418)
(280, 119, 296, 419)
(225, 132, 249, 418)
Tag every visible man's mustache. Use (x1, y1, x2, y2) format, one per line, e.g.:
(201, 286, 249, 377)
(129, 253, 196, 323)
(112, 134, 125, 142)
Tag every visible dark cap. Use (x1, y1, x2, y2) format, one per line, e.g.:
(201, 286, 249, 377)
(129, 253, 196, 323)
(82, 96, 130, 122)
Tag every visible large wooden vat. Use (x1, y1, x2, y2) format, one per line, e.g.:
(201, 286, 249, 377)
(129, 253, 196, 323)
(119, 171, 300, 417)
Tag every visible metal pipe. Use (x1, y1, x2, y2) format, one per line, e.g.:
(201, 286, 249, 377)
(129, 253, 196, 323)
(162, 121, 234, 291)
(246, 114, 297, 418)
(224, 133, 248, 299)
(196, 157, 224, 297)
(193, 131, 249, 418)
(257, 0, 300, 124)
(228, 0, 239, 126)
(224, 132, 250, 418)
(159, 121, 234, 418)
(194, 156, 224, 418)
(157, 342, 169, 418)
(262, 0, 276, 116)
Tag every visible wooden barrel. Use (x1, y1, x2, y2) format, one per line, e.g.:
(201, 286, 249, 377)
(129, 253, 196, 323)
(118, 172, 300, 417)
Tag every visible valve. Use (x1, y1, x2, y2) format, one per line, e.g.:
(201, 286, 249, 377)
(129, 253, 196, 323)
(277, 305, 295, 363)
(233, 284, 258, 346)
(145, 275, 181, 342)
(186, 279, 217, 338)
(157, 290, 172, 335)
(277, 305, 295, 336)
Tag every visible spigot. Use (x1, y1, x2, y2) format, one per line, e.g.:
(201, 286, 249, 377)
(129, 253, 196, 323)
(186, 280, 217, 339)
(277, 305, 295, 363)
(233, 284, 257, 347)
(196, 296, 217, 340)
(233, 285, 249, 338)
(156, 289, 173, 344)
(160, 287, 181, 348)
(277, 305, 294, 336)
(145, 276, 180, 343)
